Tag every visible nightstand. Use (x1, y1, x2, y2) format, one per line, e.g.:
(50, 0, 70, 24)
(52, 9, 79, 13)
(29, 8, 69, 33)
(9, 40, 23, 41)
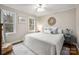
(70, 44, 78, 55)
(64, 34, 77, 45)
(63, 34, 78, 55)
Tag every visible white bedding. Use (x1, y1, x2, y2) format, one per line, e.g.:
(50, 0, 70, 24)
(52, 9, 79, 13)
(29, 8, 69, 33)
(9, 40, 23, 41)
(23, 32, 64, 55)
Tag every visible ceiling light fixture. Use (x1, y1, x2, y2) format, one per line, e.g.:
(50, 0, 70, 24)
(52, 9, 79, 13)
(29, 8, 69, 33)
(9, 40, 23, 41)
(35, 4, 46, 12)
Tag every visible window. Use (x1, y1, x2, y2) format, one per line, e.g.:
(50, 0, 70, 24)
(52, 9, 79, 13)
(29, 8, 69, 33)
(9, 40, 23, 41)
(1, 9, 16, 34)
(28, 17, 36, 32)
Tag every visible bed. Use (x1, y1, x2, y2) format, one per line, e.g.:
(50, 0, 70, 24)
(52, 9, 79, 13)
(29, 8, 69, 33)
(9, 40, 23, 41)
(23, 32, 65, 55)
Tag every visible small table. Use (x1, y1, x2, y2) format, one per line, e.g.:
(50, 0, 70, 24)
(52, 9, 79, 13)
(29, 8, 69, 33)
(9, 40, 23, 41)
(63, 34, 78, 55)
(70, 44, 78, 55)
(64, 34, 77, 45)
(2, 43, 13, 55)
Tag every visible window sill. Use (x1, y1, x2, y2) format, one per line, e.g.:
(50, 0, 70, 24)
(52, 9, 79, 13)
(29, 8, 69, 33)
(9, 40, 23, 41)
(5, 32, 16, 36)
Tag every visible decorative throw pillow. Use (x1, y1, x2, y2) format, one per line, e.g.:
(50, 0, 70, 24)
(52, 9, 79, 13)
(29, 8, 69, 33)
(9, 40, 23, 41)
(49, 30, 53, 34)
(50, 27, 58, 34)
(57, 29, 63, 34)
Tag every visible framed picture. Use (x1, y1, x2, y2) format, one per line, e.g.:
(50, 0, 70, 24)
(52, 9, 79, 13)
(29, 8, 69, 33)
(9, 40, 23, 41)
(18, 16, 26, 23)
(48, 17, 56, 26)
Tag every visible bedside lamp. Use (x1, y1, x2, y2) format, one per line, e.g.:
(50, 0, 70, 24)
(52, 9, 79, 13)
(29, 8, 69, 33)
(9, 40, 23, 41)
(37, 25, 42, 32)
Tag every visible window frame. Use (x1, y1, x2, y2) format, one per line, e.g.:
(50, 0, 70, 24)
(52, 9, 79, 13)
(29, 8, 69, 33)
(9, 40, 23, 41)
(28, 17, 36, 32)
(1, 9, 16, 35)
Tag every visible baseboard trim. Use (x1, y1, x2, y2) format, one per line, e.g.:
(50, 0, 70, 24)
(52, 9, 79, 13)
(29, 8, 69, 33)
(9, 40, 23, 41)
(12, 40, 23, 45)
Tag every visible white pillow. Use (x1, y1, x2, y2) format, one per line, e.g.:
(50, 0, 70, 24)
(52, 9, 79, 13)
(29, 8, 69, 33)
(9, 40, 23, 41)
(43, 27, 51, 34)
(44, 29, 50, 34)
(58, 29, 62, 34)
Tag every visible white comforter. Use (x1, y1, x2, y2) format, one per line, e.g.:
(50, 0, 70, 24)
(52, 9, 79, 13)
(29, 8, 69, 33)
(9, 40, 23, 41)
(24, 32, 64, 55)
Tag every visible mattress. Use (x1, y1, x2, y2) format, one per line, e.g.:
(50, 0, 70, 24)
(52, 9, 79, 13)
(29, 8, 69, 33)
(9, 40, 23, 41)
(23, 32, 65, 55)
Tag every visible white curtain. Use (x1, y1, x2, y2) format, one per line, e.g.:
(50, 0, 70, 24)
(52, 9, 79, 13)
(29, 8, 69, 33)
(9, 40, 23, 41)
(2, 26, 5, 43)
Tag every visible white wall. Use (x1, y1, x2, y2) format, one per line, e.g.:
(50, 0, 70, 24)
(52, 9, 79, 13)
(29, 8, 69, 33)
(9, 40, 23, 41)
(37, 9, 76, 35)
(76, 5, 79, 46)
(0, 4, 78, 45)
(0, 5, 36, 43)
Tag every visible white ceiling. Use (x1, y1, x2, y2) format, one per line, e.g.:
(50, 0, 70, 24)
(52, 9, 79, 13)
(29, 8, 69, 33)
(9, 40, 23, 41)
(3, 4, 76, 17)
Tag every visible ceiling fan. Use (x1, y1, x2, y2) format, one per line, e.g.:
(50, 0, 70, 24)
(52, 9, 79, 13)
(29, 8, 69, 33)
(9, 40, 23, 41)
(35, 4, 46, 12)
